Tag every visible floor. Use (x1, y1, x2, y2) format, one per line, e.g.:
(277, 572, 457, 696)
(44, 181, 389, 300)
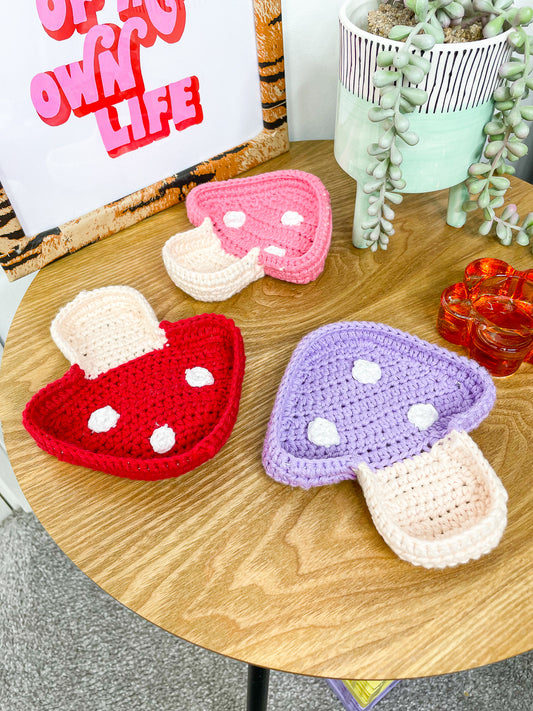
(1, 510, 531, 711)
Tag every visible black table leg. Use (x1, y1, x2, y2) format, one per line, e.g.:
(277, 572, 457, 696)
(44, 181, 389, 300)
(246, 664, 270, 711)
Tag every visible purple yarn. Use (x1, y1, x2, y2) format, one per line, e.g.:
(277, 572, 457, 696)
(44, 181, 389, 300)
(263, 322, 496, 489)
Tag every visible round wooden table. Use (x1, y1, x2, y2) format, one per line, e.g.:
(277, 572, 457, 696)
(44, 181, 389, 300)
(1, 141, 532, 685)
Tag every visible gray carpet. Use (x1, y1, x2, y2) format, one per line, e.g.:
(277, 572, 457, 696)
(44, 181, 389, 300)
(0, 511, 531, 711)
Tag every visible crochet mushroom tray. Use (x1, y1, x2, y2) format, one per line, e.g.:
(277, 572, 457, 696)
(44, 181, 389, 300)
(23, 286, 245, 481)
(162, 170, 332, 301)
(262, 322, 508, 569)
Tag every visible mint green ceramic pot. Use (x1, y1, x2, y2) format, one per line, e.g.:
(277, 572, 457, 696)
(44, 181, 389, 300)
(334, 0, 512, 247)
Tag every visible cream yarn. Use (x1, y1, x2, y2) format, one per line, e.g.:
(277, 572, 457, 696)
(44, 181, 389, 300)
(356, 430, 508, 569)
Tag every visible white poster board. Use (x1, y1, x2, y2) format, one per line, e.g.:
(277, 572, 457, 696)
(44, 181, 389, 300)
(0, 0, 288, 280)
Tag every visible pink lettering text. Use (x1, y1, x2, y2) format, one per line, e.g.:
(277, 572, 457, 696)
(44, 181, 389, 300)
(117, 0, 186, 46)
(95, 76, 202, 157)
(31, 19, 147, 123)
(30, 71, 72, 126)
(36, 0, 105, 40)
(30, 1, 204, 158)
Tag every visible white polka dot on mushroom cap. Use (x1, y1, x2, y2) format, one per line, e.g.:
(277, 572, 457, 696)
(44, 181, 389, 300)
(223, 210, 246, 228)
(307, 417, 340, 447)
(88, 405, 120, 433)
(408, 403, 439, 431)
(264, 245, 286, 257)
(150, 425, 176, 454)
(185, 366, 215, 387)
(352, 359, 382, 384)
(281, 210, 304, 226)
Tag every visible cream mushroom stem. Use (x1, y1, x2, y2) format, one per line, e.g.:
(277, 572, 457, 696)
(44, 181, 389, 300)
(50, 285, 168, 379)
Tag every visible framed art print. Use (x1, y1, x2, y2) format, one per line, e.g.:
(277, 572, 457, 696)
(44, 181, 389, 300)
(0, 0, 288, 280)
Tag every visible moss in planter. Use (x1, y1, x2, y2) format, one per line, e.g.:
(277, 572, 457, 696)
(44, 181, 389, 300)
(367, 3, 483, 42)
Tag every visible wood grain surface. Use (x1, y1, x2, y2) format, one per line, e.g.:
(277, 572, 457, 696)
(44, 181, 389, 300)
(1, 141, 532, 679)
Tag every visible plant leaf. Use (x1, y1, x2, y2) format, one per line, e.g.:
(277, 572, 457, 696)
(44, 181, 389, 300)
(400, 87, 428, 105)
(398, 130, 419, 146)
(490, 176, 511, 190)
(414, 0, 429, 20)
(373, 70, 399, 88)
(368, 142, 388, 156)
(469, 162, 492, 176)
(484, 15, 506, 38)
(363, 180, 384, 194)
(394, 114, 410, 133)
(389, 143, 403, 165)
(446, 2, 466, 19)
(478, 220, 493, 236)
(499, 61, 526, 79)
(377, 51, 396, 67)
(411, 33, 436, 50)
(389, 25, 413, 41)
(507, 139, 528, 158)
(496, 221, 509, 241)
(384, 191, 403, 204)
(484, 140, 504, 158)
(468, 178, 488, 195)
(402, 65, 425, 84)
(422, 22, 444, 43)
(393, 51, 411, 69)
(408, 54, 431, 73)
(368, 106, 395, 122)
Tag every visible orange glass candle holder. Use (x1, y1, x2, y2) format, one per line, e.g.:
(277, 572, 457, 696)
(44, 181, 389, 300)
(438, 258, 533, 377)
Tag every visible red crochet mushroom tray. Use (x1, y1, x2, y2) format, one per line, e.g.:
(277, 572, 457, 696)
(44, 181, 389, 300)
(23, 286, 245, 480)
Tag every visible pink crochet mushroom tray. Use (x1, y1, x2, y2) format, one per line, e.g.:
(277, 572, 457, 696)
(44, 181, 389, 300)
(23, 286, 245, 481)
(263, 322, 508, 569)
(163, 170, 332, 301)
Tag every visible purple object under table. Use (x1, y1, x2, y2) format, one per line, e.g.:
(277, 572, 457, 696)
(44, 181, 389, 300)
(326, 679, 400, 710)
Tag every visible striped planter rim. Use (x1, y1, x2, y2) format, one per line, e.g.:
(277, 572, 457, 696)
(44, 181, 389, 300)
(339, 0, 512, 113)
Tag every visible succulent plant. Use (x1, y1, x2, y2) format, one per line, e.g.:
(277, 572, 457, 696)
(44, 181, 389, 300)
(363, 0, 533, 251)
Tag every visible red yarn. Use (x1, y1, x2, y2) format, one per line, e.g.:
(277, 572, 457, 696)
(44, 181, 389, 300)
(23, 314, 245, 480)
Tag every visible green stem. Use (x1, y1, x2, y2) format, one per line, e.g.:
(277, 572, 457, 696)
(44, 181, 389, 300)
(363, 15, 435, 247)
(486, 27, 530, 184)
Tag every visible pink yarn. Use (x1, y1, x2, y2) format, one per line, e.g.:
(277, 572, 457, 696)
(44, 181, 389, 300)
(185, 170, 332, 284)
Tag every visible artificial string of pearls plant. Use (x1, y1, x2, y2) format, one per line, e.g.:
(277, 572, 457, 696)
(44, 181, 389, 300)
(362, 0, 533, 251)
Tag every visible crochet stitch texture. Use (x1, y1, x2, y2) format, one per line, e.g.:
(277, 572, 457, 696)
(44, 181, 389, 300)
(357, 430, 508, 568)
(163, 170, 332, 301)
(262, 321, 506, 568)
(163, 218, 265, 302)
(263, 321, 495, 488)
(23, 287, 245, 480)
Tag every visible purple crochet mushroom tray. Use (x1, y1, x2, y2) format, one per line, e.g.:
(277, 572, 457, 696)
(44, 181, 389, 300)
(263, 322, 509, 569)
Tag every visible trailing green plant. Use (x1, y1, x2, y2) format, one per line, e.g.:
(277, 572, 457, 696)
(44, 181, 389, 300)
(363, 0, 533, 251)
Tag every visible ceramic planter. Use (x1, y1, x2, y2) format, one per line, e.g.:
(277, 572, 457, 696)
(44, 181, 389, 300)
(334, 0, 512, 247)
